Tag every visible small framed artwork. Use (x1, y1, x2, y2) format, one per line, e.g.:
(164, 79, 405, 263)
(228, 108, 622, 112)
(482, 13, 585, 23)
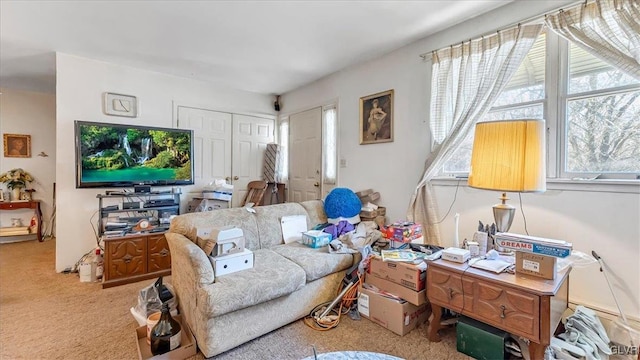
(3, 133, 31, 158)
(360, 89, 394, 145)
(104, 92, 138, 117)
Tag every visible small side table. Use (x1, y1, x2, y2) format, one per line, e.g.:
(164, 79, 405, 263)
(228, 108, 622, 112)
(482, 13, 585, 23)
(0, 200, 43, 242)
(426, 259, 570, 360)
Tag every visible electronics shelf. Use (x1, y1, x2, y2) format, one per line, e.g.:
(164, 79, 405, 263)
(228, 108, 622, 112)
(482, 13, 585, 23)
(96, 192, 180, 237)
(96, 191, 180, 288)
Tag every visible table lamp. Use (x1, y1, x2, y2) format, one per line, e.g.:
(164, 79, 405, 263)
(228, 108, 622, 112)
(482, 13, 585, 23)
(467, 119, 546, 233)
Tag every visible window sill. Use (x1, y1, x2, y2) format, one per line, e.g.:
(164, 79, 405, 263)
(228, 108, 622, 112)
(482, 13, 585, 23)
(431, 177, 640, 194)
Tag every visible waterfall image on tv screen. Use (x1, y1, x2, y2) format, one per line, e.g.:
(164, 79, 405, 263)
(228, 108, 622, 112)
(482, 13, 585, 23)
(75, 121, 193, 188)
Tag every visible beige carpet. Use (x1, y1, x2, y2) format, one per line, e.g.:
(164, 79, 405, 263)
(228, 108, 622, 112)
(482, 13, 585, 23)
(0, 239, 469, 360)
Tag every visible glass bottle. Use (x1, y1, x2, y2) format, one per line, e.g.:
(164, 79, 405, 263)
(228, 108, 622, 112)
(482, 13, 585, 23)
(150, 303, 181, 355)
(94, 249, 104, 281)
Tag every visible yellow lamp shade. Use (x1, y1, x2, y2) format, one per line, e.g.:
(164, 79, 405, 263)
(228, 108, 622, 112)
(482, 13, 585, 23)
(468, 119, 546, 193)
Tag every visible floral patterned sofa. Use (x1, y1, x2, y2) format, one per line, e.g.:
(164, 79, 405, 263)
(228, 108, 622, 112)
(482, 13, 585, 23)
(165, 200, 355, 357)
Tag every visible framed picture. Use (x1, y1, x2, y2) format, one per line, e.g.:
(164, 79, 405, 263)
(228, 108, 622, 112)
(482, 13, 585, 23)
(3, 133, 31, 158)
(360, 89, 394, 145)
(104, 92, 138, 117)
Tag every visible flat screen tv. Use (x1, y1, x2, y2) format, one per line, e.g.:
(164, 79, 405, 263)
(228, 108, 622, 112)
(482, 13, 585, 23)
(75, 121, 194, 188)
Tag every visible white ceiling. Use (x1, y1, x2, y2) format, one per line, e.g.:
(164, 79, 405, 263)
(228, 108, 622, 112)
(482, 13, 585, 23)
(0, 1, 513, 95)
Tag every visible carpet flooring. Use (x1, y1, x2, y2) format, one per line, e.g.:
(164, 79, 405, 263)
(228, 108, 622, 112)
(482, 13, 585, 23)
(0, 239, 469, 360)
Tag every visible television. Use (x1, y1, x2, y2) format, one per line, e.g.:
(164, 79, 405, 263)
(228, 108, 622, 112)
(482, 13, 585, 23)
(75, 121, 194, 188)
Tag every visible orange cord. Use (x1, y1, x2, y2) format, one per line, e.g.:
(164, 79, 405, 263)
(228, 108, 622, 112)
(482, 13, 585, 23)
(304, 273, 363, 331)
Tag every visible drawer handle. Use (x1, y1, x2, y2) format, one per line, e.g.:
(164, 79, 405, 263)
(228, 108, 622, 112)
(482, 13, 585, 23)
(448, 288, 454, 300)
(500, 305, 507, 319)
(123, 254, 133, 264)
(159, 249, 169, 257)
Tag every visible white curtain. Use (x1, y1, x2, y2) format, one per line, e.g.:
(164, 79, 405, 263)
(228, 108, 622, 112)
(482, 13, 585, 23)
(407, 24, 543, 246)
(546, 0, 640, 80)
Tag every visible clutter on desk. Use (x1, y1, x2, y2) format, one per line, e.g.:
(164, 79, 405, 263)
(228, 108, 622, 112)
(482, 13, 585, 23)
(442, 247, 471, 263)
(494, 232, 573, 258)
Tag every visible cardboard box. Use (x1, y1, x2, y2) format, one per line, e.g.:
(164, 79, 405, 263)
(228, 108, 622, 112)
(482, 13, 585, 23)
(301, 230, 331, 248)
(358, 287, 428, 336)
(135, 314, 196, 360)
(382, 222, 423, 243)
(494, 233, 572, 258)
(365, 273, 427, 306)
(368, 256, 425, 291)
(210, 249, 254, 277)
(515, 251, 557, 280)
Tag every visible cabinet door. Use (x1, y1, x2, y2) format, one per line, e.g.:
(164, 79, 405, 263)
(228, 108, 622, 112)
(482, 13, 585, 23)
(427, 266, 465, 311)
(473, 280, 540, 341)
(147, 234, 171, 272)
(105, 237, 147, 280)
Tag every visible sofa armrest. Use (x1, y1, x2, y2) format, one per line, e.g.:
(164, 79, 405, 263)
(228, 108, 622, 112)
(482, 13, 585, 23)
(166, 232, 215, 285)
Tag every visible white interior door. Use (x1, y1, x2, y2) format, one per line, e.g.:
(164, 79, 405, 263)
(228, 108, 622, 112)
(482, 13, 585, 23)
(177, 106, 232, 192)
(232, 114, 274, 207)
(289, 107, 322, 202)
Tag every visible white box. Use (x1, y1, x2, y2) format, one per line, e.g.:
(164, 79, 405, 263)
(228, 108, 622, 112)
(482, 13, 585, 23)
(210, 249, 254, 277)
(442, 247, 470, 263)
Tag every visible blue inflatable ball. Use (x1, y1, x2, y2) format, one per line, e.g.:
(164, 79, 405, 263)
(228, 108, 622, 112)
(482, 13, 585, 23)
(324, 188, 361, 221)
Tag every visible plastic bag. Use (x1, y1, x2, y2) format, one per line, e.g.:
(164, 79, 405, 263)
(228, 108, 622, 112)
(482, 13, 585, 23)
(131, 277, 178, 326)
(557, 250, 598, 273)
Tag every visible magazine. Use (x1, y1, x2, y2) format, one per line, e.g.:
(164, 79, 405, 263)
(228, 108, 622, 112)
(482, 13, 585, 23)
(380, 249, 424, 263)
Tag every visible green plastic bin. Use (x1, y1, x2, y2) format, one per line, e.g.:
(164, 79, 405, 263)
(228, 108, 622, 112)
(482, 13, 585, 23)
(456, 316, 509, 360)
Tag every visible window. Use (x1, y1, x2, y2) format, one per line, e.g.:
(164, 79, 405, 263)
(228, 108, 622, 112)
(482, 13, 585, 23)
(443, 31, 640, 179)
(564, 43, 640, 176)
(322, 105, 337, 184)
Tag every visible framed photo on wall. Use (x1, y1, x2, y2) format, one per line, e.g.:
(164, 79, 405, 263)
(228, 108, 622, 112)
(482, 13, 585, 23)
(360, 89, 394, 145)
(3, 133, 31, 158)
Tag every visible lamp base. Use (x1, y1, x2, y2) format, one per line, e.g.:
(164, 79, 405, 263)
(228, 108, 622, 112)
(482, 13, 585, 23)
(493, 193, 515, 253)
(493, 193, 515, 233)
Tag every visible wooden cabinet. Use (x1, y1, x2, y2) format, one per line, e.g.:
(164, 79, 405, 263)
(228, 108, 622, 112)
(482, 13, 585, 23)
(102, 233, 171, 289)
(427, 259, 570, 360)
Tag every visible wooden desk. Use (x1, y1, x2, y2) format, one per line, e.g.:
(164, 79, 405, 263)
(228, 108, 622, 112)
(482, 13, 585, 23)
(426, 259, 570, 360)
(0, 200, 43, 242)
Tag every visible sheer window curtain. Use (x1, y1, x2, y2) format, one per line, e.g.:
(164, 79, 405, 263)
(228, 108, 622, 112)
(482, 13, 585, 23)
(407, 24, 543, 246)
(546, 0, 640, 81)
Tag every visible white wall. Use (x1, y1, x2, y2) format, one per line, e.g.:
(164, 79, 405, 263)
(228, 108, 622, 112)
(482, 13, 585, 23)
(282, 0, 640, 321)
(0, 88, 56, 239)
(56, 53, 275, 272)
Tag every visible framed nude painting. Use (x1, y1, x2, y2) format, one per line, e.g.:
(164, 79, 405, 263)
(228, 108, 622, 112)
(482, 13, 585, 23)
(360, 89, 394, 145)
(3, 134, 31, 158)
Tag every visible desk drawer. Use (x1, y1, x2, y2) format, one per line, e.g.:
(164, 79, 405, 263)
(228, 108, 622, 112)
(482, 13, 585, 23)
(427, 267, 465, 311)
(473, 280, 540, 341)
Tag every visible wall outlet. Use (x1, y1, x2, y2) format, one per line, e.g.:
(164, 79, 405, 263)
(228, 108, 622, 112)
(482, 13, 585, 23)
(340, 158, 347, 168)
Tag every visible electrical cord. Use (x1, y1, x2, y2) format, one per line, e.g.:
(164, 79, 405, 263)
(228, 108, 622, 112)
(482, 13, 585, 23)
(431, 180, 461, 225)
(518, 193, 530, 235)
(304, 273, 362, 331)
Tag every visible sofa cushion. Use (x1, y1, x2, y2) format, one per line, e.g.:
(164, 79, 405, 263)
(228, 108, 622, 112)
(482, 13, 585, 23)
(169, 207, 261, 250)
(200, 248, 307, 317)
(253, 202, 310, 248)
(270, 242, 354, 282)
